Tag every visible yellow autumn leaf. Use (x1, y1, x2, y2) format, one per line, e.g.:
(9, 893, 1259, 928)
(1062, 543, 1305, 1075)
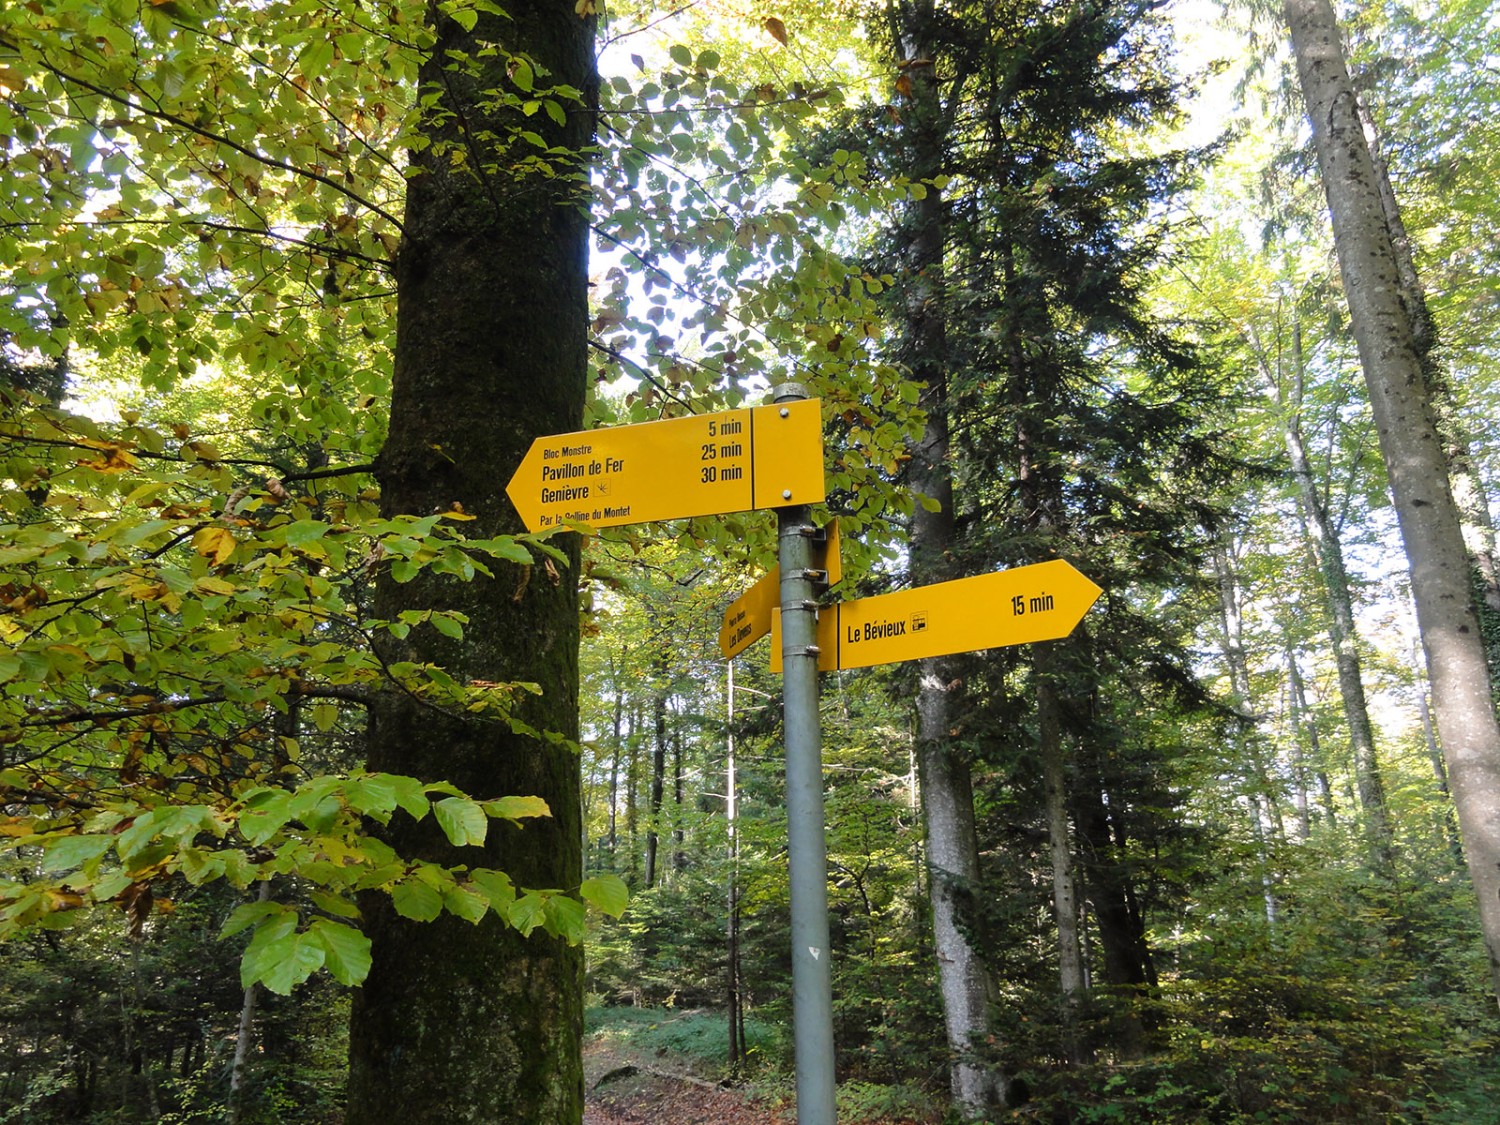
(193, 526, 237, 565)
(124, 579, 170, 602)
(78, 447, 140, 473)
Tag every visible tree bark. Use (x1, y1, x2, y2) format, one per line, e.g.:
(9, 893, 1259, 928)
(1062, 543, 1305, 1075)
(1039, 669, 1088, 1063)
(1416, 680, 1465, 864)
(346, 3, 595, 1120)
(1279, 319, 1396, 872)
(228, 881, 273, 1125)
(1071, 772, 1155, 1059)
(672, 719, 685, 874)
(1358, 100, 1500, 660)
(1286, 0, 1500, 1006)
(607, 648, 626, 856)
(626, 697, 642, 885)
(645, 664, 668, 889)
(726, 663, 743, 1077)
(1212, 542, 1285, 925)
(888, 3, 1010, 1113)
(1282, 642, 1314, 840)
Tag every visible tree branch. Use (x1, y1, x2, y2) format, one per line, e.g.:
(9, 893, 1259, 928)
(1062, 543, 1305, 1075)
(11, 42, 406, 233)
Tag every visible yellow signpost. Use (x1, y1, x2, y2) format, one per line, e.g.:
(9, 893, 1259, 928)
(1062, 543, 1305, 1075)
(513, 385, 1103, 1125)
(718, 522, 842, 660)
(506, 399, 824, 532)
(769, 559, 1102, 672)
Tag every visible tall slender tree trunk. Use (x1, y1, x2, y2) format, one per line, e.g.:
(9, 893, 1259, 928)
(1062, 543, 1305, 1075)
(1213, 542, 1289, 832)
(1039, 671, 1088, 1064)
(1416, 681, 1464, 863)
(1071, 774, 1154, 1059)
(645, 669, 667, 889)
(1212, 542, 1285, 923)
(228, 882, 273, 1125)
(726, 663, 743, 1077)
(672, 721, 686, 874)
(1282, 643, 1314, 840)
(346, 3, 595, 1118)
(1282, 641, 1338, 828)
(626, 699, 642, 886)
(893, 2, 1010, 1113)
(607, 650, 625, 857)
(1286, 0, 1500, 1006)
(1278, 320, 1396, 872)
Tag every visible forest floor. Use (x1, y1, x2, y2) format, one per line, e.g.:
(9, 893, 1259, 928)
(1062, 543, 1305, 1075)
(580, 1007, 945, 1125)
(582, 1035, 790, 1125)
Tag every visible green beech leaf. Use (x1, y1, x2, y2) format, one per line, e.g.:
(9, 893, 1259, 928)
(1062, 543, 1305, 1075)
(309, 889, 361, 919)
(391, 880, 443, 922)
(431, 613, 464, 640)
(508, 891, 545, 936)
(469, 868, 516, 914)
(223, 899, 293, 940)
(388, 775, 430, 821)
(310, 919, 371, 985)
(444, 885, 489, 924)
(546, 895, 587, 943)
(258, 930, 327, 995)
(482, 795, 550, 822)
(40, 834, 114, 872)
(579, 874, 628, 918)
(433, 797, 487, 847)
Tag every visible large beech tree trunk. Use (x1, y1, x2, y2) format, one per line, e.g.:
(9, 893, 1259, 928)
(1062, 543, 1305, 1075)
(346, 3, 596, 1119)
(1285, 0, 1500, 1006)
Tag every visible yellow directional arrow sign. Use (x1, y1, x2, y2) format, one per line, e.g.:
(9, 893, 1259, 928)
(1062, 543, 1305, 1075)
(719, 522, 842, 660)
(770, 559, 1102, 672)
(506, 399, 824, 532)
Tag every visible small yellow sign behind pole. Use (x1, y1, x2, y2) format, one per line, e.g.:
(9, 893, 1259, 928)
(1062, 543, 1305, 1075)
(719, 522, 841, 660)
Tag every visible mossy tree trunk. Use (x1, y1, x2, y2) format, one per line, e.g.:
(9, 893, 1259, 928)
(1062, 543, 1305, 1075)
(345, 2, 596, 1120)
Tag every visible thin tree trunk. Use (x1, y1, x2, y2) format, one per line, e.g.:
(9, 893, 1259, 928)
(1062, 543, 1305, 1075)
(1212, 541, 1290, 852)
(1416, 683, 1465, 863)
(1283, 643, 1314, 840)
(626, 698, 642, 886)
(645, 669, 667, 889)
(1278, 318, 1396, 872)
(672, 719, 685, 874)
(1039, 670, 1088, 1064)
(726, 663, 743, 1078)
(1072, 776, 1154, 1060)
(1286, 0, 1500, 1006)
(607, 649, 625, 856)
(228, 881, 273, 1125)
(894, 0, 1011, 1110)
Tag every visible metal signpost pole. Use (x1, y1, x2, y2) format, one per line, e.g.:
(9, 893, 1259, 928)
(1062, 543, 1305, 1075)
(771, 383, 837, 1125)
